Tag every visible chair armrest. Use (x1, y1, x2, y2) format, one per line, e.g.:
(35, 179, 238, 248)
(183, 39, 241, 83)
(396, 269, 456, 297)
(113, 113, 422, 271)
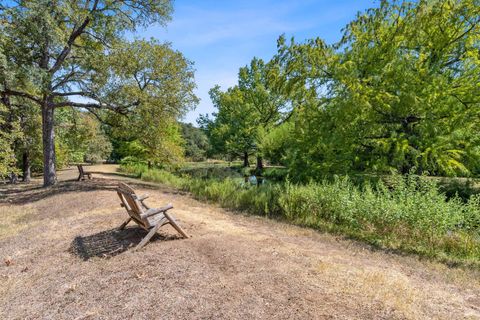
(140, 204, 173, 219)
(133, 194, 150, 209)
(137, 194, 149, 201)
(140, 200, 150, 210)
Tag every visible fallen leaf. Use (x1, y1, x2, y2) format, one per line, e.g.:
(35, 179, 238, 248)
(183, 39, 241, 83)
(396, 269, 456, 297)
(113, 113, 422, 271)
(4, 257, 13, 266)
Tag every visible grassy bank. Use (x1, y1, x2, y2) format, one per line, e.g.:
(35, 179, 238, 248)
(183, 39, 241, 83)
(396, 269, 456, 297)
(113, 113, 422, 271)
(120, 164, 480, 266)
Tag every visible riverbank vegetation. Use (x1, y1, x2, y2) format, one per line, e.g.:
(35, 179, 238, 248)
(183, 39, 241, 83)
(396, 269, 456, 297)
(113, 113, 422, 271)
(120, 162, 480, 266)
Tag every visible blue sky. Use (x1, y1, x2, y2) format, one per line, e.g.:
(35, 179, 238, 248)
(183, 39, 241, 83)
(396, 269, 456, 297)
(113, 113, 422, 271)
(142, 0, 377, 124)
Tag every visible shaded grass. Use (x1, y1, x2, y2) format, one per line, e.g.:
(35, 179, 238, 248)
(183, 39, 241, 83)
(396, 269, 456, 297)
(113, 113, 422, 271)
(120, 164, 480, 266)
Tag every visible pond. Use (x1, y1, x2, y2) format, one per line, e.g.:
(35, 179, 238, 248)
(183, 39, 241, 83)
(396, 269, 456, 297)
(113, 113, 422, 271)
(241, 175, 268, 187)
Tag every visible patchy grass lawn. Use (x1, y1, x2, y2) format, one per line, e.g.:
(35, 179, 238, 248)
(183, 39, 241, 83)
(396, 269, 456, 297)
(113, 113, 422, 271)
(0, 165, 479, 319)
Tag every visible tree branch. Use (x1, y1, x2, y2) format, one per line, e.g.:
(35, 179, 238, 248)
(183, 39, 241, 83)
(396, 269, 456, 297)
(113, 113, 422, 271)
(51, 99, 138, 115)
(51, 91, 91, 97)
(49, 0, 100, 74)
(2, 89, 42, 104)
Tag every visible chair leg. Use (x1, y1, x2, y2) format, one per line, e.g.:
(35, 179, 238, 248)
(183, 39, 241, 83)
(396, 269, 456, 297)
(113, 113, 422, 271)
(118, 217, 132, 230)
(135, 218, 166, 251)
(164, 212, 189, 238)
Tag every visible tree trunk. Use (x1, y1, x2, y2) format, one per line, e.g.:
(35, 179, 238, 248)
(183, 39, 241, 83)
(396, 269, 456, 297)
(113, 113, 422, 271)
(22, 151, 31, 183)
(243, 152, 249, 167)
(8, 172, 18, 184)
(256, 156, 264, 172)
(42, 105, 57, 186)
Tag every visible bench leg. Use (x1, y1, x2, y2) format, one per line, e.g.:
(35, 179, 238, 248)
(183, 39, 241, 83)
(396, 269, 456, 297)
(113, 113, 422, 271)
(164, 212, 189, 238)
(135, 218, 167, 251)
(77, 174, 82, 181)
(118, 217, 132, 230)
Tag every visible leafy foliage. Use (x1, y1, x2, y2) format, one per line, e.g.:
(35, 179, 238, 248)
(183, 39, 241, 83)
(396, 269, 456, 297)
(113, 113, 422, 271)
(105, 40, 198, 167)
(0, 0, 186, 185)
(0, 1, 198, 181)
(180, 123, 210, 161)
(270, 0, 480, 179)
(0, 103, 18, 176)
(55, 108, 112, 165)
(201, 58, 289, 167)
(204, 0, 480, 180)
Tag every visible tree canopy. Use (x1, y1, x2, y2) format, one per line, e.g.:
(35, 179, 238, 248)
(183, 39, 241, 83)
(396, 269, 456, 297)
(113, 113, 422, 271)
(104, 39, 197, 167)
(0, 0, 187, 185)
(201, 58, 289, 168)
(204, 0, 480, 180)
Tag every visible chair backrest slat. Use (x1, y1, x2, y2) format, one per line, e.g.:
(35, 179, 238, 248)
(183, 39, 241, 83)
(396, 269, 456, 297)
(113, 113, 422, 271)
(117, 183, 148, 228)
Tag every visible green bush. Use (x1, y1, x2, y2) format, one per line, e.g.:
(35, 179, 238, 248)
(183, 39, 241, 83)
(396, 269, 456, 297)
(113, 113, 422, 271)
(141, 169, 187, 187)
(278, 176, 480, 262)
(187, 178, 282, 216)
(118, 160, 148, 177)
(262, 167, 288, 182)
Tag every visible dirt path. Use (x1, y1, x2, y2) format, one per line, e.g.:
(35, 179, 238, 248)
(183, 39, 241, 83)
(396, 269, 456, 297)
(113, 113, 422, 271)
(1, 165, 479, 319)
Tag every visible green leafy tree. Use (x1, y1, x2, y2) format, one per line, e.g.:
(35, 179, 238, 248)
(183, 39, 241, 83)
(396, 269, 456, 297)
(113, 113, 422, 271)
(181, 123, 210, 161)
(0, 100, 19, 178)
(204, 85, 256, 167)
(16, 100, 42, 181)
(238, 58, 289, 169)
(55, 108, 112, 165)
(260, 121, 295, 166)
(0, 22, 20, 178)
(0, 0, 173, 186)
(203, 58, 289, 169)
(272, 0, 480, 179)
(105, 40, 198, 167)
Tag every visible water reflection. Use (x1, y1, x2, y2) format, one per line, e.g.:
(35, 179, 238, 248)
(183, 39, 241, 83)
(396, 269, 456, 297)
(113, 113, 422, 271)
(243, 175, 267, 187)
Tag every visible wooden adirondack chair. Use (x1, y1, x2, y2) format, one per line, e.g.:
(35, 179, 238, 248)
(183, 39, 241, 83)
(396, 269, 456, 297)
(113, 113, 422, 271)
(77, 165, 92, 181)
(116, 182, 189, 250)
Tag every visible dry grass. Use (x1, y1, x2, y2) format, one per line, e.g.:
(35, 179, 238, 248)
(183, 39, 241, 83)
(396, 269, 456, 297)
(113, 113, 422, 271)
(0, 165, 479, 319)
(0, 205, 36, 239)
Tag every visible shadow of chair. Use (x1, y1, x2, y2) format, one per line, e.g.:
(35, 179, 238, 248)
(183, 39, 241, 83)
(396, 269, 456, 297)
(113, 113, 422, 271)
(69, 227, 180, 260)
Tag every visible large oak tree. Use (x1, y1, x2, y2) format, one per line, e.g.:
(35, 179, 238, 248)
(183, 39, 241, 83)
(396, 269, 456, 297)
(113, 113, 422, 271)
(0, 0, 173, 186)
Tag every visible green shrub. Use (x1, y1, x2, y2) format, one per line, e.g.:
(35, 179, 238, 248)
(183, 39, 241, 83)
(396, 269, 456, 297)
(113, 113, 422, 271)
(141, 169, 187, 187)
(278, 176, 480, 262)
(263, 167, 288, 181)
(119, 162, 148, 177)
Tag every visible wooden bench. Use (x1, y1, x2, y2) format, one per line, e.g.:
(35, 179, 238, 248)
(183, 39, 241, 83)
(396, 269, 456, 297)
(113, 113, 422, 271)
(77, 165, 92, 181)
(116, 182, 189, 250)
